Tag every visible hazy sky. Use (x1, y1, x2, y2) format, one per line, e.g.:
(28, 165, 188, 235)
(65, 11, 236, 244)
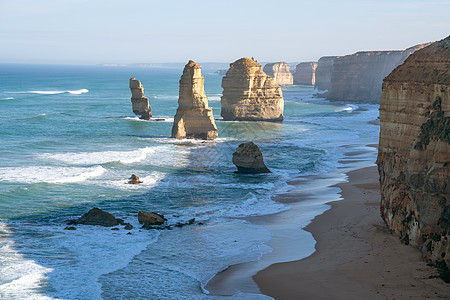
(0, 0, 449, 64)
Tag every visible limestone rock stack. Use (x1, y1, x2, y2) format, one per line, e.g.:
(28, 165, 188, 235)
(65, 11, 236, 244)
(263, 62, 293, 86)
(129, 77, 152, 120)
(171, 60, 218, 140)
(314, 56, 337, 91)
(221, 58, 284, 121)
(232, 142, 271, 174)
(377, 36, 450, 267)
(294, 62, 318, 85)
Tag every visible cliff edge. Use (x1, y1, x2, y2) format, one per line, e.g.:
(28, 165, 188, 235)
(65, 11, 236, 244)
(377, 36, 450, 268)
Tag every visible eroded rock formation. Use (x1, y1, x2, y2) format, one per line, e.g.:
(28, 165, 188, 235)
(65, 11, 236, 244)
(325, 44, 429, 102)
(221, 58, 284, 121)
(232, 142, 271, 174)
(171, 60, 218, 140)
(138, 211, 166, 226)
(129, 77, 152, 119)
(314, 56, 337, 91)
(72, 207, 119, 227)
(377, 36, 450, 267)
(294, 62, 318, 85)
(263, 62, 293, 86)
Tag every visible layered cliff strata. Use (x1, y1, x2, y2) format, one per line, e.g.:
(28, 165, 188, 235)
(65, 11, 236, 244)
(377, 36, 450, 267)
(221, 58, 284, 121)
(314, 56, 337, 91)
(325, 44, 429, 102)
(129, 77, 152, 119)
(263, 62, 293, 86)
(171, 60, 218, 140)
(294, 62, 318, 85)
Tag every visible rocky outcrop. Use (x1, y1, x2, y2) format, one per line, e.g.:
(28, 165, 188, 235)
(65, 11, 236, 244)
(71, 207, 119, 227)
(294, 62, 318, 85)
(263, 62, 293, 86)
(221, 58, 284, 121)
(129, 77, 152, 119)
(314, 56, 337, 91)
(127, 174, 142, 184)
(232, 142, 271, 174)
(325, 44, 429, 102)
(138, 211, 166, 226)
(377, 36, 450, 268)
(171, 60, 218, 140)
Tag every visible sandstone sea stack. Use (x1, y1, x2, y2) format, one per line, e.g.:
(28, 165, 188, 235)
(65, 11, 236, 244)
(377, 36, 450, 267)
(171, 60, 218, 140)
(294, 62, 318, 85)
(129, 77, 152, 119)
(263, 62, 293, 86)
(221, 58, 284, 121)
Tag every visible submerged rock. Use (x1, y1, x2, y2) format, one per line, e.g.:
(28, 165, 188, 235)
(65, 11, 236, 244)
(232, 142, 271, 174)
(263, 62, 293, 86)
(221, 58, 284, 121)
(171, 60, 218, 140)
(72, 207, 119, 227)
(127, 174, 142, 184)
(138, 211, 166, 226)
(129, 77, 152, 120)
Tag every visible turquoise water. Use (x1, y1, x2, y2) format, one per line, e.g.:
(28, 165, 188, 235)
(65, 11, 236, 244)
(0, 63, 379, 299)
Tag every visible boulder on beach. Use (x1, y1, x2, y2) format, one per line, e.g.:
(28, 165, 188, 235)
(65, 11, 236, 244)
(72, 207, 119, 227)
(138, 211, 166, 226)
(232, 142, 271, 174)
(127, 174, 142, 184)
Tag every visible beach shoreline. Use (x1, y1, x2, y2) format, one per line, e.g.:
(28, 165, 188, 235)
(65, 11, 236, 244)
(253, 165, 450, 299)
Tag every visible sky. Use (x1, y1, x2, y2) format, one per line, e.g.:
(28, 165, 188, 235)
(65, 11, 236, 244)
(0, 0, 449, 65)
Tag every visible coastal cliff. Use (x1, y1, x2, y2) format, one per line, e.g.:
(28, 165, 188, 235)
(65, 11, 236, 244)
(171, 60, 218, 140)
(221, 58, 284, 121)
(294, 62, 318, 86)
(325, 44, 428, 102)
(314, 56, 337, 91)
(129, 78, 152, 119)
(377, 36, 450, 267)
(263, 62, 293, 86)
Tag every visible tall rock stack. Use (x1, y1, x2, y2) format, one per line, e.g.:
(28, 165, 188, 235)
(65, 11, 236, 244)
(294, 62, 318, 85)
(129, 77, 152, 120)
(171, 60, 218, 140)
(221, 58, 284, 121)
(263, 62, 293, 86)
(314, 56, 337, 91)
(377, 36, 450, 267)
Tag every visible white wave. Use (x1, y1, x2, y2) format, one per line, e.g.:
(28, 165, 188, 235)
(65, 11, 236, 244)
(103, 172, 165, 190)
(335, 104, 358, 112)
(0, 223, 55, 299)
(6, 89, 88, 95)
(39, 147, 158, 165)
(124, 116, 174, 122)
(207, 96, 221, 101)
(1, 97, 14, 100)
(67, 89, 89, 95)
(0, 166, 105, 184)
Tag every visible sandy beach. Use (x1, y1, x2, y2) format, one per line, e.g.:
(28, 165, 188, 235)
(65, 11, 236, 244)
(253, 166, 450, 299)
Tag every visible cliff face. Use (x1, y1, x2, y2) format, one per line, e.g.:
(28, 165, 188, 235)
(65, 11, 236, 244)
(171, 60, 218, 140)
(377, 36, 450, 267)
(325, 44, 429, 103)
(294, 62, 318, 85)
(129, 78, 152, 119)
(314, 56, 337, 91)
(263, 62, 293, 86)
(221, 58, 284, 121)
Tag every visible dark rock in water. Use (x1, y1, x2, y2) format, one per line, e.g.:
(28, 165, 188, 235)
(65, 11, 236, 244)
(124, 223, 133, 230)
(73, 207, 119, 227)
(188, 218, 195, 225)
(127, 174, 142, 184)
(64, 226, 76, 230)
(232, 142, 271, 174)
(111, 227, 119, 231)
(138, 211, 165, 226)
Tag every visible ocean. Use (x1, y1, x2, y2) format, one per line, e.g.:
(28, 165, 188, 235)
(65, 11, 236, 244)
(0, 63, 380, 299)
